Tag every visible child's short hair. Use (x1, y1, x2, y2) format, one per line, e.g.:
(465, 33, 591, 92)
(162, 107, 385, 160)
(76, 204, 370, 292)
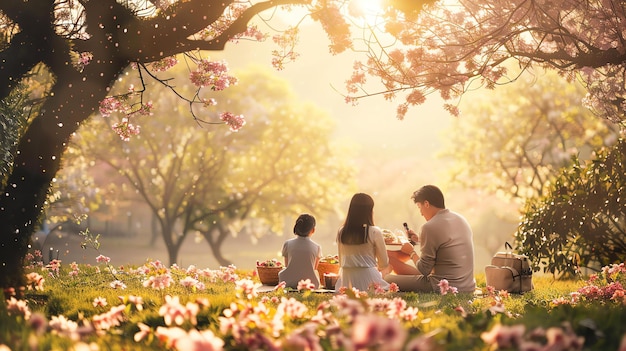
(294, 214, 316, 236)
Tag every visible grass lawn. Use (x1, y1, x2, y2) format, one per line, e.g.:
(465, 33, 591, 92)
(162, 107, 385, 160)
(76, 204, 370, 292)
(1, 254, 625, 351)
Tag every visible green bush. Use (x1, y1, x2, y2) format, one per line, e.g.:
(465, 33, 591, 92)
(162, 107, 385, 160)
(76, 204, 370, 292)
(516, 138, 626, 276)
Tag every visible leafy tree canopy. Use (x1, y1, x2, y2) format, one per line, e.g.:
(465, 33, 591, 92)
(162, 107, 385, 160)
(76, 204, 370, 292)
(440, 67, 622, 201)
(63, 63, 356, 266)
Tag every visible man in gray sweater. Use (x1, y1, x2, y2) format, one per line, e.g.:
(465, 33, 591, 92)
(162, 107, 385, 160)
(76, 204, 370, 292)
(385, 185, 476, 293)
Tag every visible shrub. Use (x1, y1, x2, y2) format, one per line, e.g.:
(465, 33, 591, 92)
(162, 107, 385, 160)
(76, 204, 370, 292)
(516, 138, 626, 276)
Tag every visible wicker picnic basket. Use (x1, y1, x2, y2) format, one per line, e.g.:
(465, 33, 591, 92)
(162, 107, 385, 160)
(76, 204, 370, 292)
(257, 266, 282, 285)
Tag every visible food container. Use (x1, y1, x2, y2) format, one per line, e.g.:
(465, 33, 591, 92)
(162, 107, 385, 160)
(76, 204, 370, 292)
(324, 273, 339, 289)
(317, 261, 340, 281)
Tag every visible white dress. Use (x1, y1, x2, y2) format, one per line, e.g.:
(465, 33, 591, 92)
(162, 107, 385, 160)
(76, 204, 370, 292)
(335, 225, 390, 291)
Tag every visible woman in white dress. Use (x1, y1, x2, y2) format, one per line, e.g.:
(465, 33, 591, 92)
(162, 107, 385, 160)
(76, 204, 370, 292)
(335, 193, 390, 292)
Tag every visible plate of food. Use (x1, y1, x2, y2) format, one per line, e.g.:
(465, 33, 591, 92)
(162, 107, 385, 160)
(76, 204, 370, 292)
(382, 229, 406, 250)
(385, 243, 403, 251)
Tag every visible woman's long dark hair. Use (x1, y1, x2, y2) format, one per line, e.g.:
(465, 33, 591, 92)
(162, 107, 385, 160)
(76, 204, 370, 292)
(339, 193, 375, 245)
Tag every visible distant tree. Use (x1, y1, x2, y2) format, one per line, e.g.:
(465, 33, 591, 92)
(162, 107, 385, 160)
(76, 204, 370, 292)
(440, 68, 621, 200)
(516, 139, 626, 277)
(69, 65, 356, 266)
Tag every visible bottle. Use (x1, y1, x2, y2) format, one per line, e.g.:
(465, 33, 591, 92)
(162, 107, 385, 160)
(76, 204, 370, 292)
(403, 222, 417, 245)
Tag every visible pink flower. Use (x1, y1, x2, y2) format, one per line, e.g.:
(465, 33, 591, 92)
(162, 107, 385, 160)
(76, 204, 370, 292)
(149, 56, 178, 72)
(276, 297, 309, 319)
(545, 324, 584, 350)
(28, 312, 48, 335)
(202, 98, 217, 107)
(219, 112, 246, 132)
(46, 259, 62, 276)
(96, 255, 111, 264)
(25, 272, 45, 291)
(297, 279, 316, 291)
(372, 283, 387, 294)
(437, 279, 458, 295)
(401, 306, 420, 321)
(78, 51, 92, 66)
(99, 96, 125, 117)
(180, 276, 201, 289)
(49, 315, 80, 339)
(235, 279, 261, 300)
(92, 304, 125, 331)
(112, 118, 141, 141)
(175, 329, 225, 351)
(110, 280, 127, 289)
(388, 283, 399, 293)
(352, 314, 407, 351)
(159, 295, 187, 326)
(189, 59, 237, 90)
(129, 295, 144, 311)
(143, 274, 173, 290)
(5, 297, 31, 320)
(92, 297, 108, 308)
(283, 323, 321, 351)
(480, 323, 525, 349)
(134, 322, 151, 342)
(155, 326, 188, 349)
(194, 297, 210, 309)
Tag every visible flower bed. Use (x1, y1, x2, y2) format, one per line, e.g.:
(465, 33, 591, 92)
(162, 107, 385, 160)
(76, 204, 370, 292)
(6, 248, 626, 351)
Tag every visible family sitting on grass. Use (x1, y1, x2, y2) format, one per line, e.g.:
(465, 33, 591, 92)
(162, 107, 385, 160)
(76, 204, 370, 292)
(277, 185, 476, 293)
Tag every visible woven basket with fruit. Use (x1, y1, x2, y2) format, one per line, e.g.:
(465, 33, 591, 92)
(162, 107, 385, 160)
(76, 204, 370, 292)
(256, 259, 283, 285)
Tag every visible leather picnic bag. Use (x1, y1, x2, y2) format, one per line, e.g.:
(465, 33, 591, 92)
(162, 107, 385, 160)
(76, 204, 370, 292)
(485, 242, 534, 293)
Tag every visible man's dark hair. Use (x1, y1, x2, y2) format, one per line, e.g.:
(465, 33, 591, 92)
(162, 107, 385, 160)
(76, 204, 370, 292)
(411, 185, 445, 208)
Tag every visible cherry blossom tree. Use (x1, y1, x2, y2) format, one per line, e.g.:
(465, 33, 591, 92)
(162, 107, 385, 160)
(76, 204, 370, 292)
(0, 0, 428, 290)
(346, 0, 626, 124)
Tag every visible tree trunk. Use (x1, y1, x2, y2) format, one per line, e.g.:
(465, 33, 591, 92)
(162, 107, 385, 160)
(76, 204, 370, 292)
(150, 212, 159, 247)
(158, 220, 189, 267)
(0, 61, 124, 290)
(202, 225, 233, 267)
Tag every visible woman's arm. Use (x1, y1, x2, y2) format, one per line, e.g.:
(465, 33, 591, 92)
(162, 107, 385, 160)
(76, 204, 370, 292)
(371, 227, 390, 270)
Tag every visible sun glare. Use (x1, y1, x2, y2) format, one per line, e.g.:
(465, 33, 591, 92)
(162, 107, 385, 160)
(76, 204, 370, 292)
(348, 0, 385, 26)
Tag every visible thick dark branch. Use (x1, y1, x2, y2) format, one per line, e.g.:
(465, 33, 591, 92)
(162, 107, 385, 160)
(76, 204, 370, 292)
(509, 47, 626, 70)
(123, 0, 310, 60)
(0, 32, 42, 99)
(202, 0, 310, 51)
(0, 0, 56, 99)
